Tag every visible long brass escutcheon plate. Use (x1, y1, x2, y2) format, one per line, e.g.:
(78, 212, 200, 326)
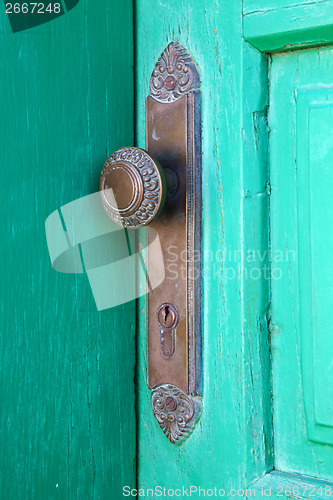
(146, 41, 202, 444)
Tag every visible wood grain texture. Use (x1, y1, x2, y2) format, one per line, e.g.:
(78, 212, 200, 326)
(0, 1, 136, 498)
(243, 0, 333, 53)
(270, 46, 333, 480)
(135, 0, 272, 491)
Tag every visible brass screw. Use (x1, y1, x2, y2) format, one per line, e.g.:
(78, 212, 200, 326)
(165, 396, 177, 411)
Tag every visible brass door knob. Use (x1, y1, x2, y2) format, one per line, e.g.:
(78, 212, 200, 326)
(100, 147, 166, 228)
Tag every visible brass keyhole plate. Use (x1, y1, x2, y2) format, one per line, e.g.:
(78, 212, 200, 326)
(145, 41, 202, 444)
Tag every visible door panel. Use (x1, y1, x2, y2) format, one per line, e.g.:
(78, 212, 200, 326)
(0, 2, 135, 497)
(6, 0, 333, 495)
(270, 46, 333, 480)
(135, 0, 272, 491)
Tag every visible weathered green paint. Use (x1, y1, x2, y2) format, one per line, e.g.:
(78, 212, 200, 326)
(270, 46, 333, 480)
(244, 0, 325, 11)
(0, 1, 136, 497)
(3, 0, 333, 496)
(135, 0, 272, 492)
(243, 0, 333, 53)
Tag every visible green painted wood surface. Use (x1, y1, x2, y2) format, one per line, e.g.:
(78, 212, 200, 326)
(244, 0, 328, 13)
(0, 2, 136, 497)
(270, 46, 333, 480)
(135, 0, 272, 492)
(243, 0, 333, 53)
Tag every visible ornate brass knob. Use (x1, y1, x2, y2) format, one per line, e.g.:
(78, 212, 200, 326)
(100, 147, 166, 228)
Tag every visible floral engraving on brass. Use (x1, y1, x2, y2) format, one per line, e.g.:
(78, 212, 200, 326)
(151, 384, 197, 444)
(146, 41, 202, 444)
(100, 147, 165, 228)
(150, 41, 199, 103)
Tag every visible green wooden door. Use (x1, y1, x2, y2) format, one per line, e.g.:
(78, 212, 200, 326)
(270, 46, 333, 481)
(2, 0, 333, 497)
(134, 1, 333, 497)
(1, 0, 274, 496)
(0, 2, 136, 498)
(135, 0, 273, 494)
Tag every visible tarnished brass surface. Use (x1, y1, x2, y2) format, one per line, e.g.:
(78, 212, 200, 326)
(157, 303, 179, 358)
(98, 42, 202, 445)
(100, 147, 165, 228)
(146, 42, 202, 402)
(147, 95, 188, 392)
(150, 41, 199, 103)
(151, 384, 200, 444)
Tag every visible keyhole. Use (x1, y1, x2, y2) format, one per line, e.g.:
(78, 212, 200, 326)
(157, 303, 178, 329)
(157, 303, 179, 358)
(163, 306, 170, 324)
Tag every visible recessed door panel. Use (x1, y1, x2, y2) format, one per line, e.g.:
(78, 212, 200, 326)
(297, 91, 333, 444)
(270, 46, 333, 480)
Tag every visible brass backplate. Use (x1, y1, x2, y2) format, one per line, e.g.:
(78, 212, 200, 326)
(146, 41, 202, 410)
